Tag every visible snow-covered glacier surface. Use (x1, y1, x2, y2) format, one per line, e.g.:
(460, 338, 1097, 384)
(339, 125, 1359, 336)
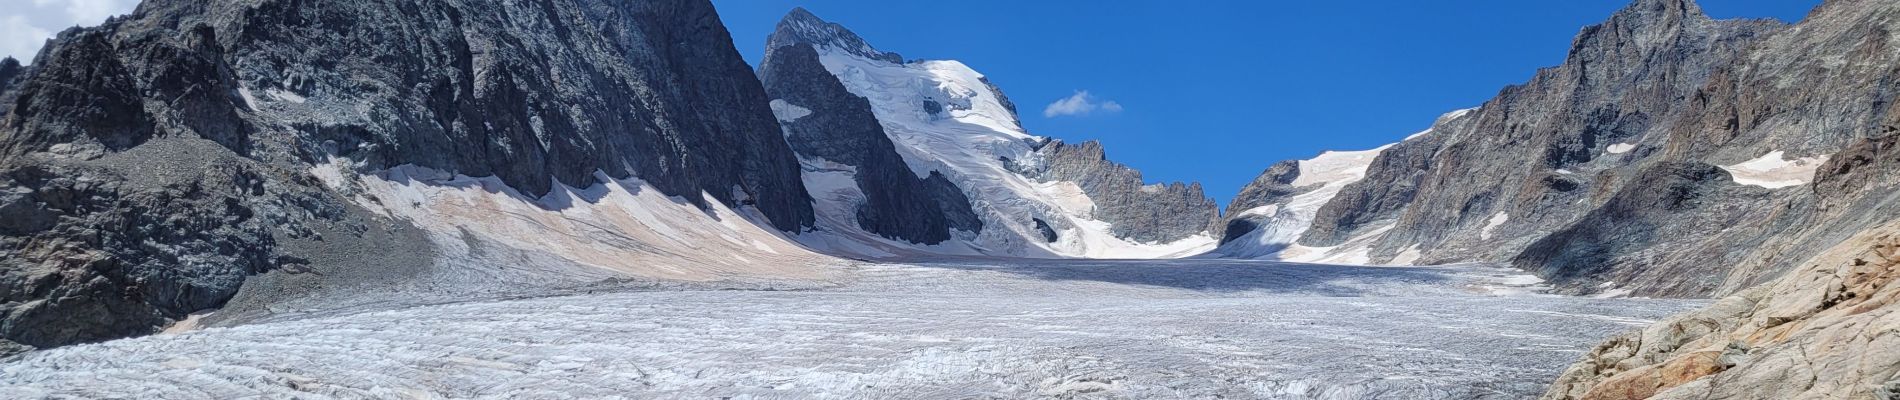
(1, 260, 1697, 399)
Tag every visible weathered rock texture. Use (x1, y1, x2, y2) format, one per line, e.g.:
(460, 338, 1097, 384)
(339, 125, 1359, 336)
(1543, 218, 1900, 400)
(1020, 140, 1221, 244)
(1235, 0, 1900, 298)
(1543, 125, 1900, 398)
(0, 0, 815, 350)
(759, 13, 980, 244)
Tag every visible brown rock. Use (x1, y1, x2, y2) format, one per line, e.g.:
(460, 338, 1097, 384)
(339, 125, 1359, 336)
(1656, 351, 1726, 387)
(1580, 364, 1662, 400)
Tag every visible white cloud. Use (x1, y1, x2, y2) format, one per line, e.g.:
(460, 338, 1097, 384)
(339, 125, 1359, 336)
(4, 0, 137, 64)
(1042, 90, 1123, 118)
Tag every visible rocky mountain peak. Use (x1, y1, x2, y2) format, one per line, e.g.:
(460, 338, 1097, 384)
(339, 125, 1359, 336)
(1619, 0, 1707, 23)
(768, 8, 903, 64)
(1566, 0, 1713, 60)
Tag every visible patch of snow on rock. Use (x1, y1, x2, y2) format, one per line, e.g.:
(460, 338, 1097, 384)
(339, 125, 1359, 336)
(1390, 243, 1424, 266)
(1719, 150, 1829, 189)
(266, 89, 307, 104)
(238, 87, 260, 109)
(769, 99, 812, 123)
(1480, 212, 1509, 241)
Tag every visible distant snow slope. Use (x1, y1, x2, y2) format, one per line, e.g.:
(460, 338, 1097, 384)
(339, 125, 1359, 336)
(798, 40, 1214, 259)
(1210, 108, 1477, 264)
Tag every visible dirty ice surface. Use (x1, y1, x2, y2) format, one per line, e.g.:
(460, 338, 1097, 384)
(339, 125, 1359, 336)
(1, 260, 1698, 399)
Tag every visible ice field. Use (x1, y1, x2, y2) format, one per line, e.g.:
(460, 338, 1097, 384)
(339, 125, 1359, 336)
(1, 260, 1698, 399)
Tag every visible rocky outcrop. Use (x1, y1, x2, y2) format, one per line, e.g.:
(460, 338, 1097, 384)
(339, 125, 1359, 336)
(1543, 220, 1900, 400)
(0, 0, 816, 349)
(1019, 140, 1220, 244)
(759, 14, 980, 245)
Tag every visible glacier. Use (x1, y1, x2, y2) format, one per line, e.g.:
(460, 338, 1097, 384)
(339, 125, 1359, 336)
(1, 259, 1697, 399)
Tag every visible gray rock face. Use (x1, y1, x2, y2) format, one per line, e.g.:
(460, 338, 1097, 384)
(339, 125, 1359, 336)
(1019, 140, 1221, 244)
(759, 32, 981, 244)
(1513, 0, 1900, 298)
(1514, 162, 1776, 294)
(0, 0, 814, 348)
(1205, 0, 1900, 394)
(1255, 0, 1882, 296)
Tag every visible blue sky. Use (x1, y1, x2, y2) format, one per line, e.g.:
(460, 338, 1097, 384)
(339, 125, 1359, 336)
(713, 0, 1818, 206)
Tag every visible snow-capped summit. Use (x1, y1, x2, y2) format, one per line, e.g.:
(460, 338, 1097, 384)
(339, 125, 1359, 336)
(761, 8, 1220, 258)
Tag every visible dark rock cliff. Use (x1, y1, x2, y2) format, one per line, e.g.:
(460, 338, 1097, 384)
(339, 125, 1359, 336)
(0, 0, 814, 350)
